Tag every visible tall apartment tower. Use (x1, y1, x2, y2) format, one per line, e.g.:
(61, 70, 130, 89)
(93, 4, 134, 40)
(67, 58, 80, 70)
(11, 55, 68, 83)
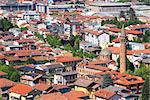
(120, 25, 127, 73)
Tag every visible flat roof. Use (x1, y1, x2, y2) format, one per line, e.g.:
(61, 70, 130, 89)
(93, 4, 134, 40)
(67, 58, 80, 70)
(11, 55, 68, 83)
(90, 2, 131, 7)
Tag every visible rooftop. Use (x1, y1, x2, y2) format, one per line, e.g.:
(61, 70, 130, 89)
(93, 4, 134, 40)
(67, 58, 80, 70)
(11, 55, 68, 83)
(9, 84, 33, 95)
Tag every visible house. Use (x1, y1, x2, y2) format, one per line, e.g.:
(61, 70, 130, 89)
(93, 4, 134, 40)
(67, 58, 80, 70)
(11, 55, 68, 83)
(83, 28, 110, 47)
(20, 73, 47, 86)
(127, 24, 150, 33)
(114, 75, 145, 94)
(33, 83, 53, 94)
(54, 71, 77, 85)
(77, 62, 110, 76)
(93, 89, 121, 100)
(55, 56, 82, 71)
(142, 58, 150, 67)
(0, 78, 16, 100)
(53, 84, 71, 94)
(63, 90, 90, 100)
(9, 84, 41, 100)
(105, 86, 139, 100)
(113, 39, 145, 50)
(79, 41, 94, 50)
(74, 78, 101, 95)
(38, 92, 67, 100)
(38, 63, 65, 75)
(14, 64, 35, 74)
(107, 28, 143, 41)
(22, 11, 40, 22)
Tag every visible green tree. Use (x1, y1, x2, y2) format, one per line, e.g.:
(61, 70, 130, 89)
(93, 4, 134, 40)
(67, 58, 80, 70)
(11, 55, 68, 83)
(10, 72, 20, 82)
(20, 27, 28, 32)
(143, 30, 150, 42)
(134, 66, 150, 79)
(0, 18, 13, 31)
(64, 43, 74, 52)
(101, 74, 113, 88)
(73, 36, 80, 50)
(46, 35, 61, 47)
(0, 62, 20, 82)
(26, 57, 36, 64)
(142, 78, 150, 100)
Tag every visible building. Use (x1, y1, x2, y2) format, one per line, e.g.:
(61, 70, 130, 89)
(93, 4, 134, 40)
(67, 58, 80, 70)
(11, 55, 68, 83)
(54, 71, 77, 85)
(20, 73, 47, 86)
(87, 2, 131, 13)
(0, 78, 16, 100)
(77, 63, 110, 76)
(93, 89, 121, 100)
(9, 84, 41, 100)
(114, 75, 144, 94)
(105, 86, 139, 100)
(83, 28, 110, 47)
(55, 56, 82, 71)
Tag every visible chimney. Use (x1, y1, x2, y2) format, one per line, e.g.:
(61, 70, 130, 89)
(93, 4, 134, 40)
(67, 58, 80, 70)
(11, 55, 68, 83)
(120, 24, 127, 73)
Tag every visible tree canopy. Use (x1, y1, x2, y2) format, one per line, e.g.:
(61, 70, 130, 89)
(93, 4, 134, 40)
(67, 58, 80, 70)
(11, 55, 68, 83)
(0, 18, 13, 31)
(46, 35, 61, 47)
(143, 30, 150, 42)
(0, 62, 20, 82)
(101, 74, 113, 88)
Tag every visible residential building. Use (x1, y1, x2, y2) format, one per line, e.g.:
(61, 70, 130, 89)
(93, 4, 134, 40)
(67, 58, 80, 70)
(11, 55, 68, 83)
(20, 73, 47, 86)
(83, 28, 110, 47)
(88, 2, 131, 13)
(55, 56, 82, 71)
(93, 89, 121, 100)
(114, 75, 145, 94)
(0, 78, 16, 100)
(9, 84, 41, 100)
(54, 71, 77, 85)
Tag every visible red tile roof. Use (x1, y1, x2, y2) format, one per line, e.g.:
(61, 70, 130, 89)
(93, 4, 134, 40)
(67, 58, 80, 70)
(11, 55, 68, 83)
(128, 24, 150, 30)
(63, 90, 88, 100)
(83, 29, 103, 36)
(114, 76, 145, 85)
(107, 28, 143, 35)
(33, 83, 52, 91)
(86, 64, 110, 71)
(0, 71, 7, 76)
(55, 56, 82, 63)
(9, 84, 33, 95)
(112, 38, 120, 43)
(39, 92, 67, 100)
(16, 39, 35, 43)
(53, 84, 69, 90)
(94, 89, 116, 99)
(0, 78, 16, 88)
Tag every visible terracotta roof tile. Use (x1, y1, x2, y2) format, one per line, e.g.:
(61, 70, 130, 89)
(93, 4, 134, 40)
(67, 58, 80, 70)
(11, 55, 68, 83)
(107, 28, 143, 35)
(33, 83, 52, 91)
(64, 90, 88, 100)
(94, 89, 116, 99)
(39, 92, 67, 100)
(9, 84, 33, 95)
(0, 78, 16, 88)
(86, 64, 110, 71)
(128, 24, 150, 30)
(0, 71, 7, 76)
(55, 56, 82, 63)
(83, 29, 103, 36)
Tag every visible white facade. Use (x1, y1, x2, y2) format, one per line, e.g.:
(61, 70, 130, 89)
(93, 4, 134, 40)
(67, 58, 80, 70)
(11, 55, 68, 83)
(85, 32, 110, 47)
(113, 42, 145, 50)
